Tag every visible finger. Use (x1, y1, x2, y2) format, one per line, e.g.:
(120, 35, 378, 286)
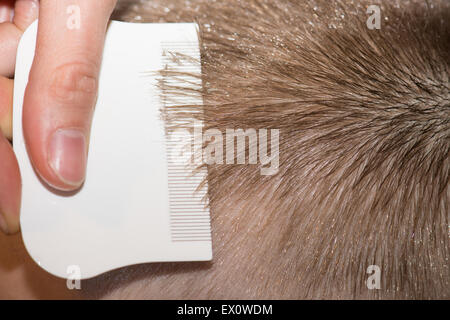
(13, 0, 40, 31)
(0, 22, 22, 77)
(23, 0, 117, 191)
(0, 133, 21, 234)
(0, 0, 39, 77)
(0, 76, 13, 140)
(0, 0, 14, 23)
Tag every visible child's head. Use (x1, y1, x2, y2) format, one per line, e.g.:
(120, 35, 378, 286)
(84, 0, 449, 299)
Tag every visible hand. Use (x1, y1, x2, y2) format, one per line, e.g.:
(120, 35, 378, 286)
(0, 0, 117, 234)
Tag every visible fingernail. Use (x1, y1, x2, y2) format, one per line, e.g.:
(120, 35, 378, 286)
(48, 128, 87, 187)
(0, 7, 13, 23)
(15, 0, 39, 13)
(14, 0, 40, 24)
(0, 213, 9, 234)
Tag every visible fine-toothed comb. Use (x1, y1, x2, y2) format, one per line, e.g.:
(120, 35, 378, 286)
(13, 21, 212, 280)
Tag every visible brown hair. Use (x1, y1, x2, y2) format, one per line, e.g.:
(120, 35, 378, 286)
(84, 0, 449, 299)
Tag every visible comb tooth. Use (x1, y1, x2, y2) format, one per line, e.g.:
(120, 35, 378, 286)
(162, 41, 212, 243)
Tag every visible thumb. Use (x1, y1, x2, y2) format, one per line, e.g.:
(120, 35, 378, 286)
(23, 0, 116, 191)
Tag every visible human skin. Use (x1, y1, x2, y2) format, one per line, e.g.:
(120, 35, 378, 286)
(0, 0, 115, 299)
(0, 231, 78, 299)
(0, 0, 117, 234)
(0, 0, 448, 299)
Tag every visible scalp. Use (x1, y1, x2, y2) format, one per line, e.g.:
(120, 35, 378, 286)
(84, 0, 449, 299)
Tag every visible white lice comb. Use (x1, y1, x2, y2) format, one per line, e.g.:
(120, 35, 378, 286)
(13, 21, 212, 279)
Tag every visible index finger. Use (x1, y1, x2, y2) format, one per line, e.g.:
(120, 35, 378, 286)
(22, 0, 117, 191)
